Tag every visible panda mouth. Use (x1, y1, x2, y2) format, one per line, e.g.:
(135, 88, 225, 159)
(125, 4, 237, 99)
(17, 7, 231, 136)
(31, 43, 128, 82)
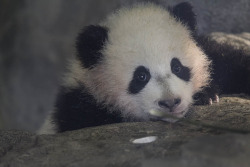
(149, 109, 182, 123)
(149, 106, 188, 120)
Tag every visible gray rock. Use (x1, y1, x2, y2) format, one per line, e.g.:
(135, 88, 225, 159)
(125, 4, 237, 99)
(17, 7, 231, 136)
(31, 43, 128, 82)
(1, 96, 250, 167)
(0, 122, 205, 167)
(143, 134, 250, 167)
(180, 134, 250, 167)
(187, 96, 250, 132)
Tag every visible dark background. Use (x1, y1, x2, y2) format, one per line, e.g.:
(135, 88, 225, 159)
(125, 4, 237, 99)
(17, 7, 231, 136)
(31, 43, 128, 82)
(0, 0, 249, 132)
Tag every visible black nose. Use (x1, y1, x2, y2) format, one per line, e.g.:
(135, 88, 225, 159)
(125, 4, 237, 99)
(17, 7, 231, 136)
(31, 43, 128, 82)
(158, 98, 181, 110)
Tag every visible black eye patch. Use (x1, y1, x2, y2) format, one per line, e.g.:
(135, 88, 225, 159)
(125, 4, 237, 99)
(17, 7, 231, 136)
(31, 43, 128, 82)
(171, 58, 191, 82)
(128, 66, 151, 94)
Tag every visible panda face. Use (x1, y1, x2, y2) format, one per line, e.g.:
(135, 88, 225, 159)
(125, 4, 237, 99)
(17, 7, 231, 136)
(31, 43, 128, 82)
(122, 58, 194, 119)
(72, 3, 211, 121)
(126, 58, 193, 119)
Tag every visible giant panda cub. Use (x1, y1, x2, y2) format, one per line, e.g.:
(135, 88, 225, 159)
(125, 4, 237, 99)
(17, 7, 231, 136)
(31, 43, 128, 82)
(39, 2, 250, 134)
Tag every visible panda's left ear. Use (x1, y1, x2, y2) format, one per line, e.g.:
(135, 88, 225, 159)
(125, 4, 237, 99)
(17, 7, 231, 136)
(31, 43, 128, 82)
(171, 2, 197, 33)
(76, 25, 108, 69)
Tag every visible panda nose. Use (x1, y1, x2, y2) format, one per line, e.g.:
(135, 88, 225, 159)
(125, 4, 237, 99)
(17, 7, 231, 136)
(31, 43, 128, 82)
(158, 98, 181, 111)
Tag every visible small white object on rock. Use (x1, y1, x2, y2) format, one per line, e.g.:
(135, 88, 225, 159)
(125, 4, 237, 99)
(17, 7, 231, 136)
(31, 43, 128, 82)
(132, 136, 158, 144)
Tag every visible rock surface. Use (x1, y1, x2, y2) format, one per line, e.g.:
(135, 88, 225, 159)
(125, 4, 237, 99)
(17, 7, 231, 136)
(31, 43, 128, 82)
(1, 96, 250, 167)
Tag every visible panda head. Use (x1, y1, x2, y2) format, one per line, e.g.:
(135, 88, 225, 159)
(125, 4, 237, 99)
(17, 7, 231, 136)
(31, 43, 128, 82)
(68, 2, 211, 121)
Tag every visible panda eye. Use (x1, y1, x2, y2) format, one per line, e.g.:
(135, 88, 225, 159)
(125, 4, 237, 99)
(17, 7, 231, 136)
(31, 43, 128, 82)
(137, 72, 148, 82)
(171, 58, 191, 82)
(173, 64, 182, 73)
(128, 66, 151, 94)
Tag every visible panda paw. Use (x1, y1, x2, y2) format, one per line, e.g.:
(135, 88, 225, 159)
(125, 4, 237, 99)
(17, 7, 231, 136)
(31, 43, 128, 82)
(193, 87, 220, 105)
(209, 94, 220, 104)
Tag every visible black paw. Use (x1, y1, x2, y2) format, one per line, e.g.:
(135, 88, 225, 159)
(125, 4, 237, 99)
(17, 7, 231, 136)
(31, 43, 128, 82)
(193, 86, 220, 105)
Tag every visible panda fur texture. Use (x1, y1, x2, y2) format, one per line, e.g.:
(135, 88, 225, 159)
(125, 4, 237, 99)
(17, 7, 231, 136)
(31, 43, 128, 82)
(38, 2, 250, 134)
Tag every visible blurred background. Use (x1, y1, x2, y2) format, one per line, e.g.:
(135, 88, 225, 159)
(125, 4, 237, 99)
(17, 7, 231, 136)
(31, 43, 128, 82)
(0, 0, 249, 132)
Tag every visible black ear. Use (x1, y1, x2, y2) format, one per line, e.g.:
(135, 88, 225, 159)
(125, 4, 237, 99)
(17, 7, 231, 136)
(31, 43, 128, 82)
(171, 2, 196, 33)
(76, 25, 108, 69)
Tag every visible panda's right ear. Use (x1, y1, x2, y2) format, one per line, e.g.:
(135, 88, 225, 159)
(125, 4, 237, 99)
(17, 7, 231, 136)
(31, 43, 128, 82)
(76, 25, 108, 69)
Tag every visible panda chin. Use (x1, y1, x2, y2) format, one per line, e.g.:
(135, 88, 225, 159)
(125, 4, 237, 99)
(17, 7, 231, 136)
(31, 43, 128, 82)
(149, 105, 188, 123)
(161, 117, 179, 123)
